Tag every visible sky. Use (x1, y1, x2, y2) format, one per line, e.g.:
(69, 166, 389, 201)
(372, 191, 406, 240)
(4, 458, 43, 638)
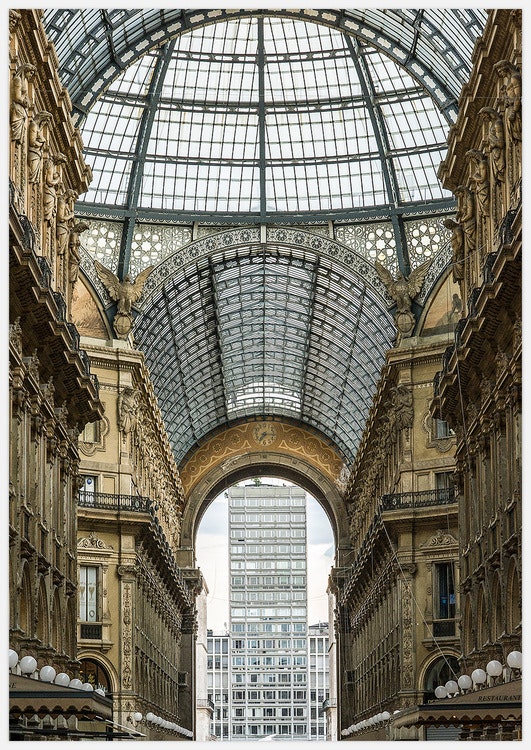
(195, 479, 335, 633)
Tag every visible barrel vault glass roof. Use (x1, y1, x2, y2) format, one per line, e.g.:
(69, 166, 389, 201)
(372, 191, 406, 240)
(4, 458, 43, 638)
(42, 8, 488, 467)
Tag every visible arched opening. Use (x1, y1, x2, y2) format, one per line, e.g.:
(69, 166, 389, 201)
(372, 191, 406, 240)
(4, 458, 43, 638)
(195, 473, 334, 742)
(79, 657, 113, 695)
(422, 654, 460, 702)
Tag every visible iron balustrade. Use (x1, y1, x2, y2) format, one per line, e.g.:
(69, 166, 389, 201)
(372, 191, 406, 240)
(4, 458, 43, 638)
(381, 488, 456, 511)
(432, 619, 456, 637)
(80, 622, 103, 639)
(78, 491, 152, 513)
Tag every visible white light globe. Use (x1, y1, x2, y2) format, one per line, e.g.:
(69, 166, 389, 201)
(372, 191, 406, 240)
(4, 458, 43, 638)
(19, 655, 37, 674)
(507, 651, 522, 669)
(146, 712, 154, 722)
(445, 680, 458, 694)
(39, 665, 56, 683)
(54, 672, 70, 687)
(133, 712, 142, 722)
(382, 711, 391, 721)
(486, 660, 503, 677)
(69, 678, 83, 689)
(471, 668, 487, 684)
(9, 650, 19, 669)
(434, 685, 447, 699)
(82, 682, 94, 691)
(458, 674, 472, 690)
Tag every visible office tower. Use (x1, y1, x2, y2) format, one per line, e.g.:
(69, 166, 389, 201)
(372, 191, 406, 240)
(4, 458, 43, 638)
(229, 484, 308, 740)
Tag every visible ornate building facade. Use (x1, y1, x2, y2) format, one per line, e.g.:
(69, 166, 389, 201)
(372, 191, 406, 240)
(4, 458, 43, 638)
(336, 8, 522, 741)
(8, 7, 521, 742)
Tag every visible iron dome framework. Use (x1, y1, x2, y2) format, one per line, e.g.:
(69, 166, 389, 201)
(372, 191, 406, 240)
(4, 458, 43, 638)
(41, 8, 488, 466)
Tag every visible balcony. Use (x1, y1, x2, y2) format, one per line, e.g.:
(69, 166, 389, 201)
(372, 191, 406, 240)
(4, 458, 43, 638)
(381, 488, 456, 511)
(197, 698, 215, 714)
(77, 491, 152, 513)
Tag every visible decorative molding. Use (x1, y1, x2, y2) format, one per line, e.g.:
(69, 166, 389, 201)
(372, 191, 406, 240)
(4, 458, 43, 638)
(421, 529, 459, 548)
(179, 420, 344, 496)
(77, 531, 113, 551)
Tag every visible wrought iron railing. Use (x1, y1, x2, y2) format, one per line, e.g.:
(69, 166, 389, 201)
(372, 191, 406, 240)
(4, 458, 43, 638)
(381, 488, 456, 511)
(80, 622, 103, 639)
(432, 619, 456, 637)
(77, 491, 152, 513)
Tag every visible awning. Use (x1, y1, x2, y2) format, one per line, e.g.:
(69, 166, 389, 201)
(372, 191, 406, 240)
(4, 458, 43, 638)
(392, 678, 522, 728)
(9, 672, 114, 722)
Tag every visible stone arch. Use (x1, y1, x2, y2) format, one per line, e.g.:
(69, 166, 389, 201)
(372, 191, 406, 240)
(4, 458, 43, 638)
(505, 556, 521, 634)
(462, 593, 474, 655)
(476, 585, 487, 648)
(36, 577, 49, 646)
(18, 563, 33, 636)
(78, 653, 117, 694)
(52, 587, 63, 654)
(491, 571, 504, 642)
(179, 420, 350, 568)
(420, 651, 461, 701)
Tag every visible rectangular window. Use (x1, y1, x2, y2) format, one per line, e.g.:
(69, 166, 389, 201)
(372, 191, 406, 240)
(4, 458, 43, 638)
(79, 566, 98, 622)
(434, 418, 455, 439)
(435, 471, 454, 501)
(434, 562, 456, 620)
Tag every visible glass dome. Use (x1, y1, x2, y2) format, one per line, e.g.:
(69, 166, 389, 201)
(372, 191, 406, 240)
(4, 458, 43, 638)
(42, 8, 488, 466)
(43, 8, 487, 229)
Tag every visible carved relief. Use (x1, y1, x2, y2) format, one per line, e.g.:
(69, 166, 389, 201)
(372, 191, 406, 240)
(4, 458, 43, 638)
(179, 421, 344, 495)
(9, 317, 23, 356)
(121, 582, 133, 690)
(118, 386, 138, 436)
(421, 530, 458, 548)
(77, 531, 114, 550)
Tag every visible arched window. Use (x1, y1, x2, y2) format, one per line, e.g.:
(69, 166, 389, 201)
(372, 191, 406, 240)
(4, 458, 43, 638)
(19, 565, 32, 636)
(476, 587, 486, 647)
(36, 578, 49, 646)
(491, 574, 503, 641)
(506, 560, 521, 635)
(423, 655, 460, 702)
(462, 595, 474, 655)
(79, 658, 112, 695)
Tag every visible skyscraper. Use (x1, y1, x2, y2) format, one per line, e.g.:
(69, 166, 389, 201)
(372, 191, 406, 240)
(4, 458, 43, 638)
(207, 482, 329, 740)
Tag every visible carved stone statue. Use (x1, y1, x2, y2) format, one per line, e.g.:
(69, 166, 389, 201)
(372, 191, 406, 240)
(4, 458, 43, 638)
(10, 63, 35, 143)
(455, 184, 476, 254)
(28, 111, 51, 184)
(43, 154, 65, 223)
(375, 258, 432, 336)
(466, 149, 490, 218)
(494, 60, 522, 143)
(443, 217, 464, 282)
(389, 384, 414, 430)
(94, 260, 154, 339)
(56, 188, 76, 255)
(68, 221, 90, 285)
(479, 107, 505, 183)
(118, 386, 138, 435)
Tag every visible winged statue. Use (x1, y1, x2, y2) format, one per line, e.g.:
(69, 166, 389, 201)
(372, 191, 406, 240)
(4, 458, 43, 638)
(375, 259, 432, 314)
(94, 260, 154, 315)
(375, 258, 432, 336)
